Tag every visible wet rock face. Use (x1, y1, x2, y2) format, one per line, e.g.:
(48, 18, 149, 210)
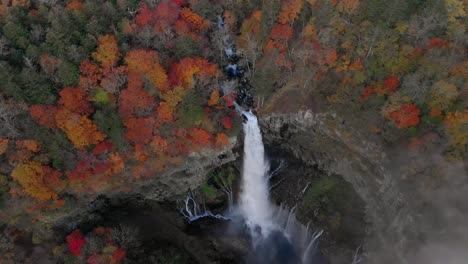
(260, 111, 416, 263)
(266, 145, 366, 263)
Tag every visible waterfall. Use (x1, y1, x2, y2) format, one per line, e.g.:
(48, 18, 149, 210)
(179, 14, 323, 264)
(239, 111, 276, 239)
(239, 112, 323, 264)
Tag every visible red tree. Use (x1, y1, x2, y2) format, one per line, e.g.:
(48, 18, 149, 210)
(79, 60, 102, 90)
(389, 104, 421, 128)
(118, 73, 156, 118)
(221, 116, 233, 130)
(93, 141, 115, 155)
(124, 117, 156, 144)
(30, 105, 58, 129)
(58, 87, 93, 114)
(135, 2, 153, 27)
(383, 76, 400, 94)
(271, 24, 293, 41)
(66, 230, 86, 256)
(188, 128, 211, 146)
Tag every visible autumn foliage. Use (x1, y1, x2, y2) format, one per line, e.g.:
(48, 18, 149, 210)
(65, 0, 84, 11)
(11, 162, 62, 201)
(92, 35, 120, 69)
(118, 73, 155, 118)
(215, 133, 229, 146)
(278, 0, 304, 24)
(29, 105, 58, 129)
(123, 117, 156, 144)
(79, 59, 102, 90)
(169, 57, 218, 87)
(58, 87, 93, 114)
(55, 108, 105, 148)
(189, 128, 211, 146)
(389, 104, 421, 128)
(180, 7, 207, 31)
(383, 76, 400, 94)
(0, 138, 8, 155)
(67, 230, 86, 256)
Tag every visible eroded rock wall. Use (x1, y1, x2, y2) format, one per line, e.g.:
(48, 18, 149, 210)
(260, 111, 416, 263)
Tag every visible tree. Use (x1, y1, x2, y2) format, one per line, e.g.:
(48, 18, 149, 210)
(66, 0, 84, 11)
(39, 54, 61, 78)
(93, 141, 115, 155)
(383, 76, 400, 94)
(66, 230, 86, 256)
(180, 8, 207, 31)
(123, 117, 155, 144)
(55, 108, 106, 148)
(270, 24, 293, 41)
(208, 90, 220, 106)
(67, 158, 93, 182)
(155, 102, 173, 124)
(118, 73, 155, 118)
(444, 110, 468, 158)
(15, 140, 41, 153)
(79, 60, 102, 90)
(147, 64, 168, 91)
(92, 35, 120, 69)
(0, 97, 20, 138)
(150, 136, 167, 154)
(160, 86, 186, 109)
(359, 86, 374, 102)
(153, 0, 180, 30)
(336, 0, 360, 15)
(277, 0, 304, 25)
(215, 133, 229, 146)
(111, 247, 126, 264)
(428, 80, 458, 111)
(169, 57, 218, 87)
(221, 116, 233, 130)
(135, 2, 154, 27)
(389, 103, 421, 128)
(58, 87, 93, 114)
(0, 138, 8, 155)
(11, 162, 62, 201)
(124, 49, 160, 74)
(188, 128, 211, 146)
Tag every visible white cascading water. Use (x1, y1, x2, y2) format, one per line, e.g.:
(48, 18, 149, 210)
(239, 111, 276, 239)
(239, 111, 323, 264)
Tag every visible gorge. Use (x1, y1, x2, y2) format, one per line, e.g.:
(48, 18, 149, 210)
(0, 0, 465, 263)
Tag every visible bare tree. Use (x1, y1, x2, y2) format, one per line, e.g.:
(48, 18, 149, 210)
(0, 36, 10, 56)
(134, 27, 158, 48)
(0, 97, 20, 138)
(408, 9, 446, 43)
(111, 224, 139, 250)
(244, 34, 262, 76)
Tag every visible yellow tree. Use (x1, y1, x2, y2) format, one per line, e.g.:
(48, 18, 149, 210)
(444, 110, 468, 159)
(92, 35, 120, 69)
(336, 0, 360, 15)
(428, 80, 458, 112)
(11, 162, 62, 201)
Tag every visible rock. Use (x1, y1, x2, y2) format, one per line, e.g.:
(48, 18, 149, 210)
(260, 111, 417, 263)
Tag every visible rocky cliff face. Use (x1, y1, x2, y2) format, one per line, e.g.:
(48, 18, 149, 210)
(132, 138, 239, 201)
(260, 111, 417, 263)
(42, 139, 239, 231)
